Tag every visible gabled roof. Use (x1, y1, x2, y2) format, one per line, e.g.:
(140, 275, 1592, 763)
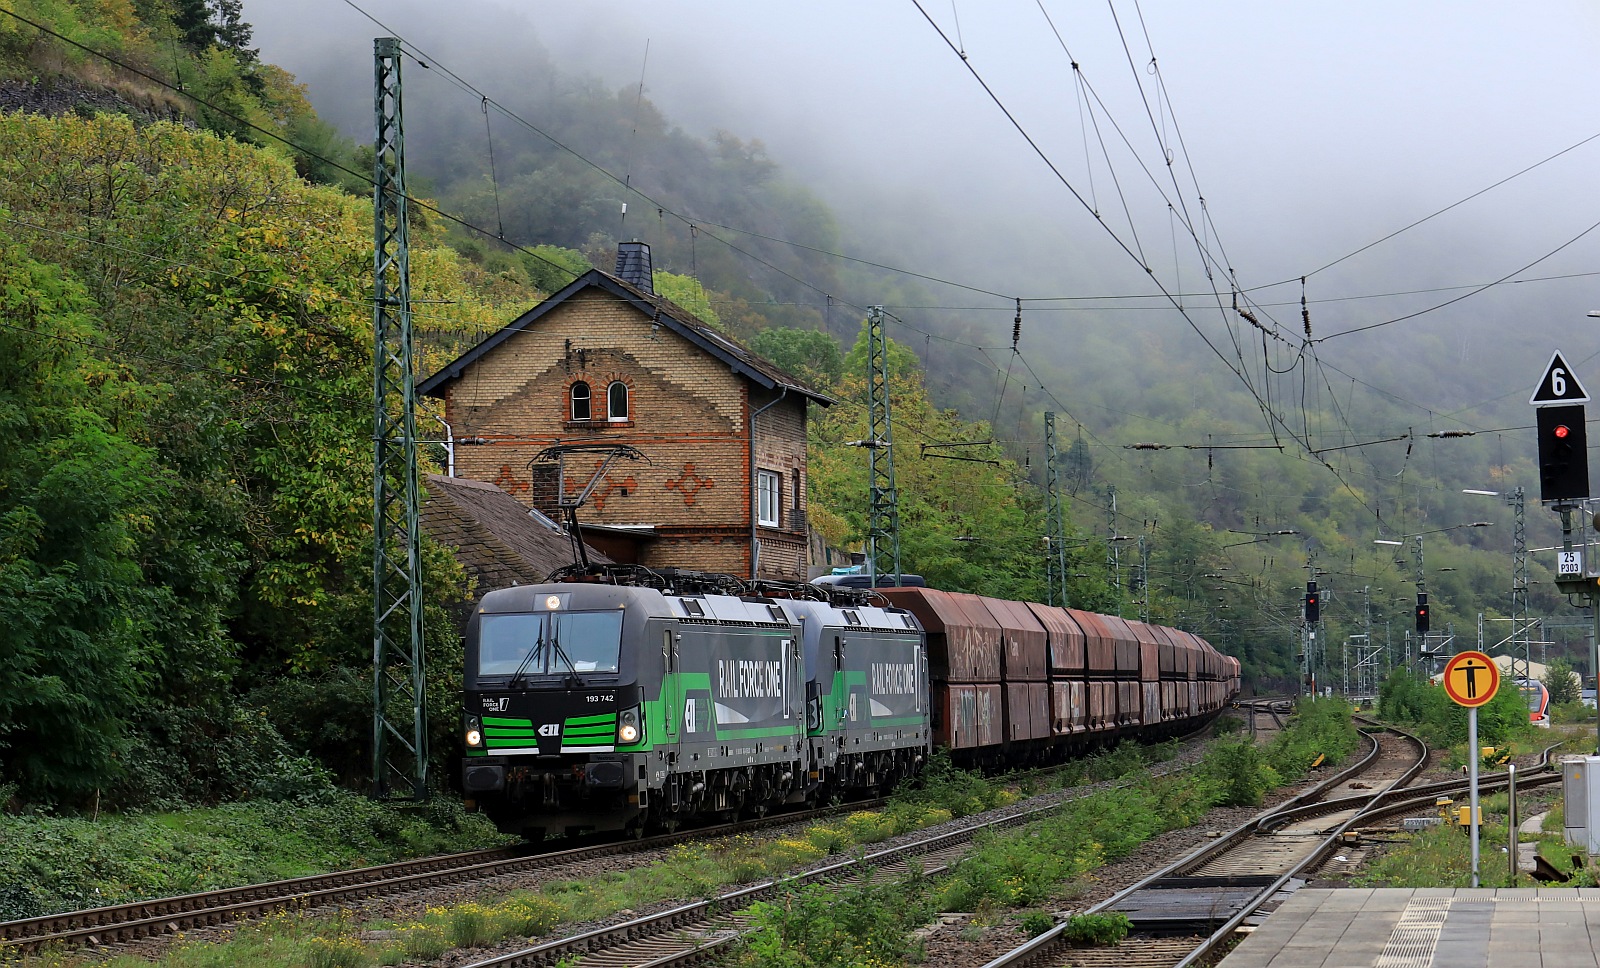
(419, 268, 833, 405)
(421, 474, 610, 588)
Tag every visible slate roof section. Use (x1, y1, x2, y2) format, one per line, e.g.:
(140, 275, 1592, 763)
(422, 474, 609, 593)
(417, 268, 834, 406)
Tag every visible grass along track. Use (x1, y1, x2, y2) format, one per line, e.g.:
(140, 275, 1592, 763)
(0, 798, 891, 958)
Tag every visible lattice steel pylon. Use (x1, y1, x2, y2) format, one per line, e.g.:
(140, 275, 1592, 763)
(371, 37, 427, 801)
(1043, 412, 1069, 607)
(864, 307, 902, 585)
(1508, 486, 1530, 695)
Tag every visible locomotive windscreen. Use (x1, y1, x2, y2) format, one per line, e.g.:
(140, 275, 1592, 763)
(477, 610, 623, 676)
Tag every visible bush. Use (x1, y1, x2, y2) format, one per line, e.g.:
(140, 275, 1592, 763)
(1203, 739, 1279, 806)
(248, 668, 373, 787)
(1020, 910, 1055, 938)
(1062, 911, 1131, 946)
(890, 749, 1007, 818)
(738, 874, 934, 968)
(842, 811, 895, 844)
(1551, 700, 1594, 725)
(1268, 697, 1360, 781)
(1545, 658, 1581, 707)
(1085, 741, 1146, 782)
(499, 895, 562, 936)
(1380, 669, 1535, 749)
(447, 902, 496, 948)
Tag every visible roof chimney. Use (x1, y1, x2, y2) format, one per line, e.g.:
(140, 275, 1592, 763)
(614, 241, 654, 295)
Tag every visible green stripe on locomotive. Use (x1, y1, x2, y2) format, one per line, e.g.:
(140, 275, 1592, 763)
(612, 669, 807, 753)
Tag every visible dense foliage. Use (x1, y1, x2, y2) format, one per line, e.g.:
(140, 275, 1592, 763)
(0, 790, 503, 920)
(1379, 670, 1534, 748)
(1544, 657, 1580, 707)
(0, 108, 512, 807)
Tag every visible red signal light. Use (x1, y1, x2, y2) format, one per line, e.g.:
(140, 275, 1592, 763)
(1555, 424, 1572, 439)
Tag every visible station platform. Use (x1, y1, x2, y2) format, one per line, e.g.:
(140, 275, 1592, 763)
(1219, 888, 1600, 968)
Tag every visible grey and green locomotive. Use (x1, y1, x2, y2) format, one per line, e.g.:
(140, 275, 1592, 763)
(460, 568, 931, 839)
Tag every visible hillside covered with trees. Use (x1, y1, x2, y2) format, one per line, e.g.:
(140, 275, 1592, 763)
(0, 0, 1565, 814)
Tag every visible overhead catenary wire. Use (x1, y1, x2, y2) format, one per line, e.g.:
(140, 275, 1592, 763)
(908, 1, 1314, 461)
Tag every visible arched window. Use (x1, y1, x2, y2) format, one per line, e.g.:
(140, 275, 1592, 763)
(570, 381, 591, 421)
(607, 381, 630, 422)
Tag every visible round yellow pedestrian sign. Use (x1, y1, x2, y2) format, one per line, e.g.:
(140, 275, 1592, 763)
(1442, 650, 1499, 708)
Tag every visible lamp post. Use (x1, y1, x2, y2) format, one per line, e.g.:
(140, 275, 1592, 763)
(1107, 534, 1136, 617)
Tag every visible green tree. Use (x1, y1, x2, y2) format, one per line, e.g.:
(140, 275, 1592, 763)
(0, 233, 168, 803)
(751, 327, 844, 389)
(653, 269, 719, 326)
(0, 112, 505, 801)
(1545, 657, 1580, 707)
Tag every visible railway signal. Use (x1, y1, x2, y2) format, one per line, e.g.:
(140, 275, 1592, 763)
(1415, 593, 1429, 634)
(1304, 581, 1319, 623)
(1536, 404, 1590, 502)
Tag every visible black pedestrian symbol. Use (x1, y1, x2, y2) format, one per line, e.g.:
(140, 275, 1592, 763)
(1460, 658, 1486, 698)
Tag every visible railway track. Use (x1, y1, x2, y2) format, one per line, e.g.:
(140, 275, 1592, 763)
(452, 778, 1149, 968)
(3, 727, 1229, 960)
(446, 740, 1240, 968)
(979, 734, 1565, 968)
(0, 798, 891, 958)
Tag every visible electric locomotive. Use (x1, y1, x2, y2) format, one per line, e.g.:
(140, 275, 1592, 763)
(460, 567, 930, 839)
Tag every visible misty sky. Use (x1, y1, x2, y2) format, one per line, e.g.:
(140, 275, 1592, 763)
(247, 1, 1600, 420)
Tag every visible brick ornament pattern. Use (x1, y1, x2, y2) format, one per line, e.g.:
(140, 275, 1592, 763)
(565, 460, 637, 511)
(491, 464, 530, 495)
(664, 462, 715, 505)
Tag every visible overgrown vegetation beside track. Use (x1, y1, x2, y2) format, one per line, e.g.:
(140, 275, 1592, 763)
(1356, 723, 1589, 889)
(0, 792, 506, 921)
(1378, 669, 1536, 749)
(10, 705, 1358, 967)
(1356, 678, 1593, 889)
(735, 700, 1359, 966)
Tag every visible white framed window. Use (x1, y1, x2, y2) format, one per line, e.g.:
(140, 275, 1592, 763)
(607, 381, 630, 422)
(570, 381, 591, 420)
(757, 469, 781, 527)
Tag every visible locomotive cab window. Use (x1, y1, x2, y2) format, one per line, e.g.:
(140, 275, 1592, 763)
(475, 610, 623, 678)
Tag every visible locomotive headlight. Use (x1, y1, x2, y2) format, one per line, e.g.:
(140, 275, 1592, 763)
(464, 715, 484, 749)
(617, 706, 642, 744)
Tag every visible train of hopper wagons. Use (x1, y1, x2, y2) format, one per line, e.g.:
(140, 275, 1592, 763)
(459, 565, 1242, 839)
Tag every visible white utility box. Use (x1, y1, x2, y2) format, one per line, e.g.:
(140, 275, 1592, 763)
(1562, 755, 1600, 854)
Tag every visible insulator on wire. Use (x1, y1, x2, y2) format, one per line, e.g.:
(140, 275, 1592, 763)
(1012, 298, 1022, 351)
(1301, 276, 1312, 338)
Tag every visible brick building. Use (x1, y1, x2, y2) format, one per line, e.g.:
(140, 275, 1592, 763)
(419, 243, 831, 582)
(420, 473, 612, 624)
